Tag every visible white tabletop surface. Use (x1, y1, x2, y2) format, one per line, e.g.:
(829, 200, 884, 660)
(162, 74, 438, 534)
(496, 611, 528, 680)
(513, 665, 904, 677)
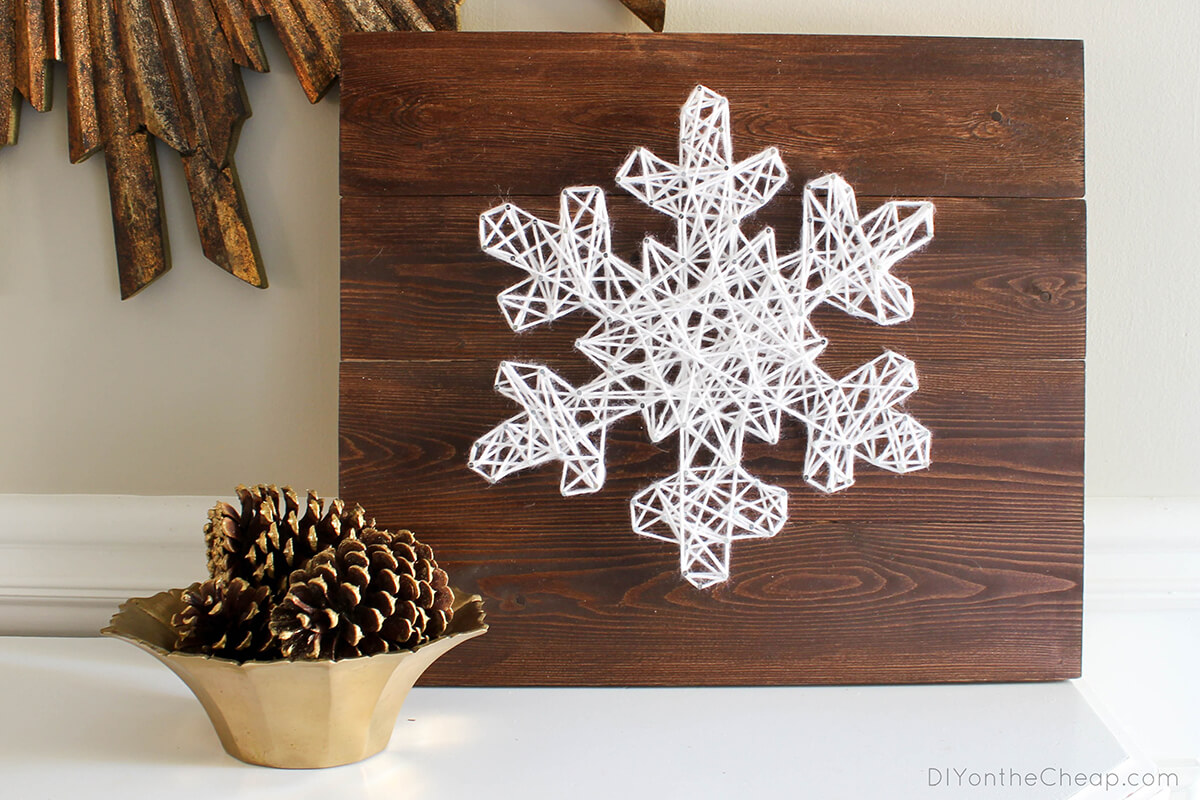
(0, 637, 1140, 799)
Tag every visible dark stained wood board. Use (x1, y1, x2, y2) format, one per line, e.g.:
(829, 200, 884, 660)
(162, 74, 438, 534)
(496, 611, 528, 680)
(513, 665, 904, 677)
(341, 33, 1084, 199)
(342, 358, 1083, 526)
(342, 195, 1086, 363)
(339, 33, 1086, 685)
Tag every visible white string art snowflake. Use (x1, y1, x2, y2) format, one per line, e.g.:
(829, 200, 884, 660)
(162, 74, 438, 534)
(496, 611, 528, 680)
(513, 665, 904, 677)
(468, 86, 934, 589)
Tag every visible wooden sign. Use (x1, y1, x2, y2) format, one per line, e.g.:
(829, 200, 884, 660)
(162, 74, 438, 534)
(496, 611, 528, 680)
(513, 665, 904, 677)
(339, 33, 1085, 685)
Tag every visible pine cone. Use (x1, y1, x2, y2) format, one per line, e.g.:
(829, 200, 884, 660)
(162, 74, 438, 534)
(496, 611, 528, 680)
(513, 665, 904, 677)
(173, 577, 274, 661)
(204, 485, 370, 593)
(270, 530, 455, 661)
(361, 528, 454, 634)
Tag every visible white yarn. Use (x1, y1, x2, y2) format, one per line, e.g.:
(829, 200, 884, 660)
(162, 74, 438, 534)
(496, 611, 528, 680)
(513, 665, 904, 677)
(468, 86, 933, 589)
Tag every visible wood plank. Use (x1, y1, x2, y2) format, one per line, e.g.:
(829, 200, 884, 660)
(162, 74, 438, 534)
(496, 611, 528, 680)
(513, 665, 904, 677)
(373, 0, 433, 31)
(256, 0, 341, 103)
(0, 0, 18, 146)
(410, 0, 459, 31)
(90, 0, 170, 297)
(407, 516, 1081, 684)
(14, 0, 52, 112)
(182, 151, 266, 287)
(340, 32, 1084, 199)
(341, 195, 1086, 362)
(150, 0, 248, 165)
(61, 0, 101, 162)
(116, 0, 190, 153)
(339, 358, 1083, 527)
(619, 0, 665, 32)
(210, 0, 268, 71)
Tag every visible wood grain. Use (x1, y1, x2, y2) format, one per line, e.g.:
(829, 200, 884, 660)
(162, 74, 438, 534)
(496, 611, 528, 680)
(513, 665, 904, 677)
(340, 33, 1085, 200)
(341, 195, 1086, 363)
(256, 0, 340, 103)
(338, 33, 1086, 684)
(150, 0, 247, 165)
(252, 0, 461, 103)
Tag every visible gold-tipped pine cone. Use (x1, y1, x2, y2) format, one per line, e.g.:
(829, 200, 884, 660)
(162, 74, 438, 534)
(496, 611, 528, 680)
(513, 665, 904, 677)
(270, 530, 455, 661)
(173, 577, 275, 661)
(204, 485, 372, 594)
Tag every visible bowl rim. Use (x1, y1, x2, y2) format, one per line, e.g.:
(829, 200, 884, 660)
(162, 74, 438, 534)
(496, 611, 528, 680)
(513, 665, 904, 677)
(101, 585, 488, 668)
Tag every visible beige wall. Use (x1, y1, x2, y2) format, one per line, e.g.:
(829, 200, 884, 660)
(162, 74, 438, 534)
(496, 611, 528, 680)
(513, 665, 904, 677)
(0, 0, 1194, 497)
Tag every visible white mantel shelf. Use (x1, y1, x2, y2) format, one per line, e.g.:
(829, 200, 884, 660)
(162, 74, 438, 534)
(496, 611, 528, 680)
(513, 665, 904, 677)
(0, 637, 1164, 800)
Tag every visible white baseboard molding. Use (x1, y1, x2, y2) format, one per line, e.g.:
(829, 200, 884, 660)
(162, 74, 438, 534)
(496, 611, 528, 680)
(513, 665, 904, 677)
(1085, 497, 1200, 612)
(0, 494, 1196, 635)
(0, 495, 210, 635)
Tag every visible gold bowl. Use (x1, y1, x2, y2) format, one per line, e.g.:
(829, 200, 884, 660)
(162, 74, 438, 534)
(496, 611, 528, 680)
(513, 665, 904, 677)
(102, 587, 487, 768)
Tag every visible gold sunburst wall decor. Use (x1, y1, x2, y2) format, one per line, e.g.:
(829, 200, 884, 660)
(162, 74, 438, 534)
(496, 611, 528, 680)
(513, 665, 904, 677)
(0, 0, 665, 298)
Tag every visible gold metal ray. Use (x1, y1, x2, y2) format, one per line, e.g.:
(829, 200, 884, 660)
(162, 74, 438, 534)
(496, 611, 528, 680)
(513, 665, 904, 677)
(0, 0, 664, 297)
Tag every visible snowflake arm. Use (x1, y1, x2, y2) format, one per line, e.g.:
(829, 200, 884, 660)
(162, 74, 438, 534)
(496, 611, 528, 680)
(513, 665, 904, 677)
(616, 86, 788, 260)
(791, 352, 931, 493)
(480, 187, 626, 331)
(800, 173, 935, 325)
(630, 464, 789, 589)
(468, 362, 640, 496)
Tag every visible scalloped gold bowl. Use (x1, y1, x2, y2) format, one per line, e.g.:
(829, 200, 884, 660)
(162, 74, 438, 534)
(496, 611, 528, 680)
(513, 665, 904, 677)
(102, 587, 487, 768)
